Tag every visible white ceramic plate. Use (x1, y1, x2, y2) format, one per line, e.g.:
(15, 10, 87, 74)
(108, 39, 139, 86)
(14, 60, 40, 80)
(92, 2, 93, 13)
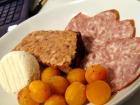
(0, 0, 140, 105)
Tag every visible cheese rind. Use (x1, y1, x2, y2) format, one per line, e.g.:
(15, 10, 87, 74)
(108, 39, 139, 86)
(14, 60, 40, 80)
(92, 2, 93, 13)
(0, 51, 40, 94)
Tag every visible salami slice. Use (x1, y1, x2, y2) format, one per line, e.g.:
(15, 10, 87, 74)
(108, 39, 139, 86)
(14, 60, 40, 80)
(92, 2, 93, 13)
(84, 38, 140, 92)
(92, 19, 135, 48)
(66, 9, 120, 34)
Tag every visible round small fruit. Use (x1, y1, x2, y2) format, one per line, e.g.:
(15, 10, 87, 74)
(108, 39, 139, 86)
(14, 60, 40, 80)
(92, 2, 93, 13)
(47, 76, 69, 94)
(86, 80, 111, 105)
(67, 68, 86, 84)
(41, 67, 60, 83)
(65, 82, 86, 105)
(85, 64, 108, 83)
(29, 80, 51, 103)
(18, 87, 39, 105)
(44, 95, 67, 105)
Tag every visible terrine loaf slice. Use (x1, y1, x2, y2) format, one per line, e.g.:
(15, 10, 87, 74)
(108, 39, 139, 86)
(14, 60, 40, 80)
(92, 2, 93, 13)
(14, 31, 85, 72)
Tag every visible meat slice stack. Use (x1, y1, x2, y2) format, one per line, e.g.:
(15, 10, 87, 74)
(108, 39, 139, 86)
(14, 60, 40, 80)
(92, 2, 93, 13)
(66, 10, 135, 52)
(66, 9, 140, 92)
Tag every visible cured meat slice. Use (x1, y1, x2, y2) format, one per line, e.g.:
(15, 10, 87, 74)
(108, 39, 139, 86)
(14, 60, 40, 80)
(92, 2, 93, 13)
(84, 38, 140, 92)
(66, 10, 135, 52)
(66, 9, 119, 34)
(82, 9, 120, 38)
(92, 19, 135, 49)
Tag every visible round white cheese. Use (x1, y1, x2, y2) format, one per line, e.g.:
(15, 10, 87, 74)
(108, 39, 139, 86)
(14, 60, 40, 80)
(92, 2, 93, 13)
(0, 51, 40, 94)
